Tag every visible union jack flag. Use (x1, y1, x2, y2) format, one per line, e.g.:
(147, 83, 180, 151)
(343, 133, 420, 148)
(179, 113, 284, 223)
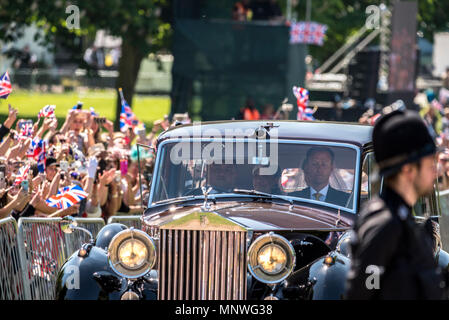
(38, 105, 55, 119)
(46, 184, 88, 210)
(14, 165, 30, 186)
(293, 86, 309, 110)
(0, 71, 12, 99)
(19, 121, 34, 140)
(297, 107, 316, 121)
(293, 86, 315, 121)
(119, 89, 145, 134)
(290, 22, 327, 46)
(27, 137, 46, 173)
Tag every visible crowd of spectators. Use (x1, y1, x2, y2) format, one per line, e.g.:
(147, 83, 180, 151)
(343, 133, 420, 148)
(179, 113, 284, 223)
(0, 104, 175, 222)
(357, 81, 449, 193)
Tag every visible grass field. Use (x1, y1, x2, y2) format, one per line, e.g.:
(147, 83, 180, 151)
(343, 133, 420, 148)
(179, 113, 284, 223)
(0, 89, 171, 129)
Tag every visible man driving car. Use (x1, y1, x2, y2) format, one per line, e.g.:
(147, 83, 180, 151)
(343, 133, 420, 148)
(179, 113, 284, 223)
(290, 146, 350, 207)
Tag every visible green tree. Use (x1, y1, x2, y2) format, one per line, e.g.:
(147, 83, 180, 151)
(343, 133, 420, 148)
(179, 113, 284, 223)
(0, 0, 172, 129)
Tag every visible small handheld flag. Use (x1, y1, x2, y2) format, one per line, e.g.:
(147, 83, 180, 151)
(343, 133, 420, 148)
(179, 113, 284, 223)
(119, 88, 146, 134)
(293, 86, 315, 121)
(293, 86, 309, 110)
(19, 120, 34, 140)
(46, 184, 88, 210)
(38, 105, 56, 119)
(26, 138, 46, 173)
(14, 165, 30, 186)
(0, 71, 12, 99)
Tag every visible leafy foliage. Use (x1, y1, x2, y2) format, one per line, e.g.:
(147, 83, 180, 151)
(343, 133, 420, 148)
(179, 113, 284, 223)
(1, 0, 172, 54)
(292, 0, 449, 64)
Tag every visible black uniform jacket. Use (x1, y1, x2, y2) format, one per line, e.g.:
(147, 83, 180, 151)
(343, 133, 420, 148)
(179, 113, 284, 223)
(346, 187, 444, 300)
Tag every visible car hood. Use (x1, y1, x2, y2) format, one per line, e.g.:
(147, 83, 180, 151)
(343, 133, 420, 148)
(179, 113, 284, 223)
(143, 200, 353, 232)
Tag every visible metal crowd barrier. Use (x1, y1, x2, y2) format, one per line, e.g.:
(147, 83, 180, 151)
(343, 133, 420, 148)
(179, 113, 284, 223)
(16, 217, 105, 300)
(0, 217, 27, 300)
(17, 218, 67, 300)
(1, 216, 139, 300)
(107, 215, 142, 229)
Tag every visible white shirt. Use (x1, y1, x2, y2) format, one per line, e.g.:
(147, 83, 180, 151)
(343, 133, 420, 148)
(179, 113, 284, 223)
(310, 185, 329, 202)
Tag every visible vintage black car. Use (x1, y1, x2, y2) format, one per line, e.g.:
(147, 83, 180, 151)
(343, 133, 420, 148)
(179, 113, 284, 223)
(55, 120, 449, 300)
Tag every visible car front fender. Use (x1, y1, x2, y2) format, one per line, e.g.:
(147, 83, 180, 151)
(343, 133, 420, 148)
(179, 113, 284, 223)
(277, 252, 351, 300)
(55, 246, 127, 300)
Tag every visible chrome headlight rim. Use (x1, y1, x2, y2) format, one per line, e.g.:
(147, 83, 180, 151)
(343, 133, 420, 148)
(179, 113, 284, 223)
(247, 232, 296, 284)
(108, 228, 157, 279)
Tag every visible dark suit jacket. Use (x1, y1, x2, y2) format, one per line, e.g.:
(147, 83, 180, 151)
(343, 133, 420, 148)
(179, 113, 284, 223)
(290, 186, 350, 207)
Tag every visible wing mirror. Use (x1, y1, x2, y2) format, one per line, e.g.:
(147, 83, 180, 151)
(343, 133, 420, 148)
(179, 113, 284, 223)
(61, 216, 77, 234)
(60, 216, 94, 243)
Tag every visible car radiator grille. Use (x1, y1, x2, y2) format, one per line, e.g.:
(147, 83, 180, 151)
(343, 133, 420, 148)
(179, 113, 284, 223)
(158, 229, 247, 300)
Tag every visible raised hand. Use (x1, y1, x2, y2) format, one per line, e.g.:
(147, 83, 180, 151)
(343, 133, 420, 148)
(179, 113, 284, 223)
(62, 204, 80, 217)
(43, 117, 53, 131)
(30, 185, 44, 207)
(87, 156, 98, 179)
(4, 105, 18, 129)
(102, 119, 114, 133)
(49, 118, 58, 131)
(99, 168, 116, 185)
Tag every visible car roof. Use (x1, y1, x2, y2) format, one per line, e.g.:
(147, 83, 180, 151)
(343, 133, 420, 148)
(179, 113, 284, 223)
(157, 120, 373, 147)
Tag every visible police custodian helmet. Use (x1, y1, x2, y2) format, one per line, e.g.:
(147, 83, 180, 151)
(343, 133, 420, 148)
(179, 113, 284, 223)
(372, 109, 437, 177)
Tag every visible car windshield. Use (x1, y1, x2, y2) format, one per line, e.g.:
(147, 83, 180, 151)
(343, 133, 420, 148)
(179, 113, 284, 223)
(151, 140, 359, 212)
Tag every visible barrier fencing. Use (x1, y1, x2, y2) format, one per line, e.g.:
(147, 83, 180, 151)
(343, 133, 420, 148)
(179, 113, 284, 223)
(0, 215, 139, 300)
(0, 217, 27, 300)
(107, 215, 142, 229)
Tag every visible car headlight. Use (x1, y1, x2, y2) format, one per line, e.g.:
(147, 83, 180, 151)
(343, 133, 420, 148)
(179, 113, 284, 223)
(247, 232, 295, 284)
(108, 228, 157, 279)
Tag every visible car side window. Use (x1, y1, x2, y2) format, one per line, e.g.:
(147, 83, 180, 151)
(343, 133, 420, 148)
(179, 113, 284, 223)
(360, 152, 381, 207)
(416, 152, 446, 218)
(437, 152, 449, 216)
(413, 195, 439, 218)
(414, 153, 440, 218)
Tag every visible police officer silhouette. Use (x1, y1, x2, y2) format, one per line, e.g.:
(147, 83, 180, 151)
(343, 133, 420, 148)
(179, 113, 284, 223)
(346, 109, 446, 300)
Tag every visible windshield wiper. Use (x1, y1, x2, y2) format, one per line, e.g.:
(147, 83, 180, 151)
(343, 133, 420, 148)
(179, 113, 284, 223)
(232, 189, 295, 206)
(155, 195, 210, 206)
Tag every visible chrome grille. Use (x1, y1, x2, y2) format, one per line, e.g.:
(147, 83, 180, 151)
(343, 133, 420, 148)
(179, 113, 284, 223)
(158, 229, 247, 300)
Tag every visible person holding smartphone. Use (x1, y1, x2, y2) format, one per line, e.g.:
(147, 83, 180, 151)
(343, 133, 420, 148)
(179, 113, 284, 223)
(0, 187, 28, 219)
(2, 186, 30, 219)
